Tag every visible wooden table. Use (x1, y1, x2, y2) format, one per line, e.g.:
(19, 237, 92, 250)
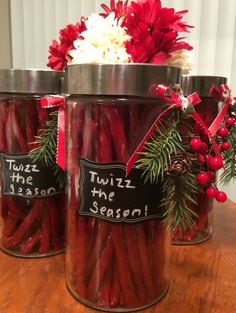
(0, 200, 236, 313)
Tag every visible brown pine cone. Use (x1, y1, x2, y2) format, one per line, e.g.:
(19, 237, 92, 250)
(166, 152, 192, 177)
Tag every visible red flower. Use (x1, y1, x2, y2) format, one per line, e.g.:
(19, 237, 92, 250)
(125, 0, 162, 30)
(47, 18, 86, 70)
(124, 0, 193, 64)
(47, 40, 68, 70)
(59, 19, 86, 47)
(154, 8, 193, 33)
(101, 0, 129, 19)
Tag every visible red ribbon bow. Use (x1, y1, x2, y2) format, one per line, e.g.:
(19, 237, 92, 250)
(126, 84, 219, 176)
(210, 84, 230, 99)
(40, 96, 65, 170)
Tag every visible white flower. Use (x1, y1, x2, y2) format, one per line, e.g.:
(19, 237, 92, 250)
(68, 13, 131, 64)
(163, 49, 193, 74)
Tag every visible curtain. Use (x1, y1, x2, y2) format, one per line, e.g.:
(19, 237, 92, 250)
(9, 0, 236, 201)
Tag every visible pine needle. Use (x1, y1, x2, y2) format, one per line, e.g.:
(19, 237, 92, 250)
(136, 120, 184, 183)
(29, 110, 66, 188)
(161, 172, 201, 231)
(136, 113, 201, 231)
(29, 111, 58, 166)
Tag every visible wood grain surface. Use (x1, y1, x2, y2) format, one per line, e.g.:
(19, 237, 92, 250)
(0, 200, 236, 313)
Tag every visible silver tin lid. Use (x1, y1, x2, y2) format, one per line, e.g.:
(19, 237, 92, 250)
(181, 75, 227, 97)
(0, 69, 63, 94)
(65, 64, 182, 96)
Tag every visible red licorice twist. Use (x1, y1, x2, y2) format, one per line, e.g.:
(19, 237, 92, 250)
(0, 99, 65, 256)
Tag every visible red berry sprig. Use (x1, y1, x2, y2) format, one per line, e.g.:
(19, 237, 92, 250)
(205, 186, 227, 202)
(197, 154, 206, 166)
(225, 117, 235, 126)
(215, 191, 227, 202)
(197, 172, 209, 185)
(221, 141, 231, 151)
(206, 186, 217, 198)
(217, 127, 229, 137)
(208, 155, 224, 171)
(189, 137, 202, 151)
(188, 124, 228, 204)
(207, 171, 216, 183)
(200, 142, 208, 153)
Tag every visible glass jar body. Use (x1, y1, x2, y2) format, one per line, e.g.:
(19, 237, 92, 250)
(172, 97, 217, 244)
(65, 96, 170, 312)
(0, 94, 65, 257)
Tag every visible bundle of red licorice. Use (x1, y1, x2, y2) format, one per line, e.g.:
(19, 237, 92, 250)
(66, 100, 169, 309)
(0, 98, 64, 256)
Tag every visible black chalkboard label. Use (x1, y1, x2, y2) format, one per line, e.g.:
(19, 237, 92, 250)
(1, 153, 63, 198)
(79, 158, 164, 223)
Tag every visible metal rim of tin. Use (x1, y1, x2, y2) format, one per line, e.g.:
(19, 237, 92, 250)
(181, 75, 227, 97)
(0, 69, 63, 94)
(65, 64, 182, 97)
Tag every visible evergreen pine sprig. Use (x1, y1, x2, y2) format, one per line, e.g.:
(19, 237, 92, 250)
(30, 111, 58, 166)
(136, 118, 184, 183)
(220, 123, 236, 185)
(29, 111, 66, 188)
(136, 112, 202, 231)
(161, 172, 201, 231)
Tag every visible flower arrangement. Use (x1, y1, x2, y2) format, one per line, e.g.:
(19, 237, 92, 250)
(47, 0, 193, 73)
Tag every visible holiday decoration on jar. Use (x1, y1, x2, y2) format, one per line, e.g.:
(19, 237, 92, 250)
(0, 69, 65, 257)
(45, 0, 236, 311)
(125, 81, 236, 248)
(169, 75, 228, 244)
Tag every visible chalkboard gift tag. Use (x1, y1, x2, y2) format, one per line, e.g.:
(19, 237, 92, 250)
(78, 158, 164, 223)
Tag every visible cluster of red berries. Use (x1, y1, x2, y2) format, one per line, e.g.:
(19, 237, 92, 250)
(189, 115, 235, 203)
(217, 116, 235, 151)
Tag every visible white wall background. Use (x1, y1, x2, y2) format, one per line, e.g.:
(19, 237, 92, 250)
(0, 0, 11, 68)
(9, 0, 236, 201)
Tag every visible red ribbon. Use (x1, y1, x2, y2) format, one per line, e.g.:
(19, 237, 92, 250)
(192, 111, 220, 156)
(209, 84, 235, 136)
(126, 85, 201, 176)
(126, 103, 176, 175)
(126, 84, 220, 176)
(210, 84, 230, 99)
(40, 96, 65, 170)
